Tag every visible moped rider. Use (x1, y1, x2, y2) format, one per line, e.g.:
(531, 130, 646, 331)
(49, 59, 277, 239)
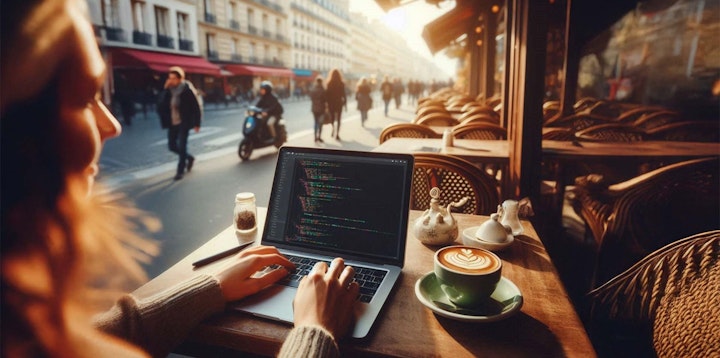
(255, 81, 284, 139)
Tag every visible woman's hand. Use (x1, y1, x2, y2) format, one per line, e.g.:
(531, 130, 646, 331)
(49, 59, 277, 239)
(214, 245, 295, 302)
(292, 258, 360, 339)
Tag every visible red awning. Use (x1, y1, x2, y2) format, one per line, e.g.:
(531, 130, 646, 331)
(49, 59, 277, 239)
(110, 48, 222, 76)
(223, 64, 295, 78)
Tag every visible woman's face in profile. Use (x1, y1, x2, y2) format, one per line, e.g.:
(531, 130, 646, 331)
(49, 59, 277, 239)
(53, 0, 122, 192)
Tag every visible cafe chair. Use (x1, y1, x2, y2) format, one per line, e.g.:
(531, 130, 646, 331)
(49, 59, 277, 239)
(415, 104, 450, 118)
(378, 123, 440, 144)
(646, 120, 720, 142)
(571, 157, 719, 287)
(415, 113, 460, 127)
(458, 113, 501, 126)
(544, 113, 609, 131)
(573, 97, 601, 112)
(411, 153, 500, 215)
(581, 101, 621, 119)
(615, 106, 671, 124)
(452, 123, 507, 140)
(542, 127, 576, 141)
(586, 230, 719, 357)
(632, 110, 681, 130)
(574, 123, 647, 142)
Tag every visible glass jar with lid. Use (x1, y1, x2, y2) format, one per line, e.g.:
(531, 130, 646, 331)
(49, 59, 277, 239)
(234, 192, 257, 235)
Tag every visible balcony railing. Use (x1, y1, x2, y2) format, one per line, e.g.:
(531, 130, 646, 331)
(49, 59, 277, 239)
(157, 34, 174, 49)
(205, 12, 217, 24)
(229, 19, 240, 30)
(105, 27, 126, 42)
(179, 39, 194, 51)
(133, 31, 152, 45)
(207, 50, 219, 60)
(263, 58, 273, 65)
(249, 56, 258, 64)
(231, 54, 243, 62)
(275, 34, 285, 42)
(248, 25, 258, 35)
(262, 30, 272, 38)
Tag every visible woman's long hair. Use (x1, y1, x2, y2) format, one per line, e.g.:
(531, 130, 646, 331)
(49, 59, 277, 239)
(1, 3, 159, 355)
(326, 68, 344, 88)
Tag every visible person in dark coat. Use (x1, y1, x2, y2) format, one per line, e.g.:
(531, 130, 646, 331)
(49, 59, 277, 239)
(380, 76, 393, 117)
(254, 81, 283, 140)
(309, 77, 327, 143)
(325, 69, 347, 140)
(392, 78, 404, 109)
(157, 66, 202, 181)
(355, 77, 372, 127)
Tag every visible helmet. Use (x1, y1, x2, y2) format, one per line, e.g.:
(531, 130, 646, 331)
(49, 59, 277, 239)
(260, 81, 273, 93)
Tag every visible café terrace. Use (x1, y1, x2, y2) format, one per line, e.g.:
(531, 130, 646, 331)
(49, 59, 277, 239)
(135, 0, 719, 356)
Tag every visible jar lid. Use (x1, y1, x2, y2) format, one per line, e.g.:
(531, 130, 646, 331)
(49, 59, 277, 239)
(235, 192, 255, 201)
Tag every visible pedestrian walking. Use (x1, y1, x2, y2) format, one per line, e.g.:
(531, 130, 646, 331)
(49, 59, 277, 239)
(392, 78, 404, 109)
(325, 69, 347, 140)
(355, 77, 372, 127)
(157, 66, 202, 181)
(309, 76, 327, 143)
(380, 76, 393, 117)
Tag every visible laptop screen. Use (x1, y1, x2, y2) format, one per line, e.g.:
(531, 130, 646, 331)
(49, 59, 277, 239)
(262, 147, 414, 266)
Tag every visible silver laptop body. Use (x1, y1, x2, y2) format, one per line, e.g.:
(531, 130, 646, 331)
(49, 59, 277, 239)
(232, 146, 414, 339)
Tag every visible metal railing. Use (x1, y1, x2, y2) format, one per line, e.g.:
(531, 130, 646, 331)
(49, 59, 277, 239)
(179, 39, 194, 51)
(157, 34, 174, 49)
(229, 19, 240, 30)
(133, 31, 152, 45)
(205, 12, 217, 24)
(105, 27, 126, 42)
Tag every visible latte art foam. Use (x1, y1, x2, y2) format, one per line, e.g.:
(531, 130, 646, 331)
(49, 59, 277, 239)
(438, 247, 501, 274)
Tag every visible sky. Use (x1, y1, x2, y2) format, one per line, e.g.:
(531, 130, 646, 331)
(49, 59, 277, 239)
(348, 0, 457, 77)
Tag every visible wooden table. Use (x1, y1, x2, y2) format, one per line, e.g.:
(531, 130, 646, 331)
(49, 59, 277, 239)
(542, 140, 720, 211)
(134, 208, 596, 357)
(373, 137, 509, 165)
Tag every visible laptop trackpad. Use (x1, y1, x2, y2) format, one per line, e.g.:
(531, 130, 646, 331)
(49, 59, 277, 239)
(233, 285, 296, 324)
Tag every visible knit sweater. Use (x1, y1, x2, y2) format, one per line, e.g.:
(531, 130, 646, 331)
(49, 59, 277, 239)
(93, 275, 339, 357)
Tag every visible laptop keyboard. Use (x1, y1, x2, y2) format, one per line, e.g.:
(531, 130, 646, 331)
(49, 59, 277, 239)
(278, 254, 387, 303)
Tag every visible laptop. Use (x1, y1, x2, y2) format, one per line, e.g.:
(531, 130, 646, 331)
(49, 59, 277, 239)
(232, 146, 414, 339)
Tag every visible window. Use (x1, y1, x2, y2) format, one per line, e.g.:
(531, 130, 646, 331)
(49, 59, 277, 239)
(101, 0, 121, 27)
(229, 1, 237, 20)
(207, 33, 218, 58)
(177, 12, 189, 40)
(248, 9, 254, 27)
(204, 0, 215, 14)
(130, 0, 144, 32)
(155, 6, 169, 36)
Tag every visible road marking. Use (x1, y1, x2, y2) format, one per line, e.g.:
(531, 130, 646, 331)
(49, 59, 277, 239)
(150, 126, 225, 146)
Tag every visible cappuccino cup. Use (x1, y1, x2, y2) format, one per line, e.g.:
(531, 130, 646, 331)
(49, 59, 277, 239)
(434, 246, 502, 308)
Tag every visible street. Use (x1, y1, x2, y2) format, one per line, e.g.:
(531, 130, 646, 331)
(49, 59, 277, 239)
(99, 95, 414, 279)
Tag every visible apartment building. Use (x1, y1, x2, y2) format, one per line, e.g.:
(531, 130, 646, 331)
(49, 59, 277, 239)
(88, 0, 223, 106)
(198, 0, 294, 100)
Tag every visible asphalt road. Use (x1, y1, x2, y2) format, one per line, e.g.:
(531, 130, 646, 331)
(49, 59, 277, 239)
(99, 95, 414, 280)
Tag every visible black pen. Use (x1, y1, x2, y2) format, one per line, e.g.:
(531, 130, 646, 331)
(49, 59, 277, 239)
(192, 241, 254, 268)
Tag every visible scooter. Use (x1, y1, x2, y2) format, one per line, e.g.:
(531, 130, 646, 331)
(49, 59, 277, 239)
(238, 106, 287, 161)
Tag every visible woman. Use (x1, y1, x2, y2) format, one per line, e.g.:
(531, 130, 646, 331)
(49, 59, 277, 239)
(1, 1, 358, 357)
(355, 77, 372, 127)
(325, 69, 347, 141)
(309, 76, 327, 143)
(380, 76, 393, 117)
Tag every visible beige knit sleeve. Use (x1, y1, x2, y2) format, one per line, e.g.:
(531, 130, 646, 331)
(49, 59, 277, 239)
(277, 325, 339, 358)
(93, 274, 225, 358)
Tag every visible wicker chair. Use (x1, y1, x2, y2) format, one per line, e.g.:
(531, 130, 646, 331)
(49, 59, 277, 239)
(586, 230, 719, 357)
(415, 113, 460, 126)
(416, 105, 450, 118)
(452, 123, 507, 140)
(411, 153, 500, 215)
(544, 113, 609, 131)
(582, 101, 621, 118)
(616, 106, 670, 124)
(632, 110, 681, 130)
(646, 121, 720, 142)
(572, 157, 720, 286)
(574, 123, 647, 142)
(458, 113, 500, 126)
(542, 127, 576, 141)
(378, 123, 440, 144)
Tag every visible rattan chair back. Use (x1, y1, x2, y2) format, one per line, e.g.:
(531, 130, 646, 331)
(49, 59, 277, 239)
(378, 123, 440, 144)
(452, 123, 507, 140)
(411, 153, 500, 215)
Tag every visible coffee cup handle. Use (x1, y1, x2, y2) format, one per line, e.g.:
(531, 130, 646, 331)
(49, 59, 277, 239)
(440, 284, 463, 303)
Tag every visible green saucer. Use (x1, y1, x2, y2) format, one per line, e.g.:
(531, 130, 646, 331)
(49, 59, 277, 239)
(414, 272, 523, 322)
